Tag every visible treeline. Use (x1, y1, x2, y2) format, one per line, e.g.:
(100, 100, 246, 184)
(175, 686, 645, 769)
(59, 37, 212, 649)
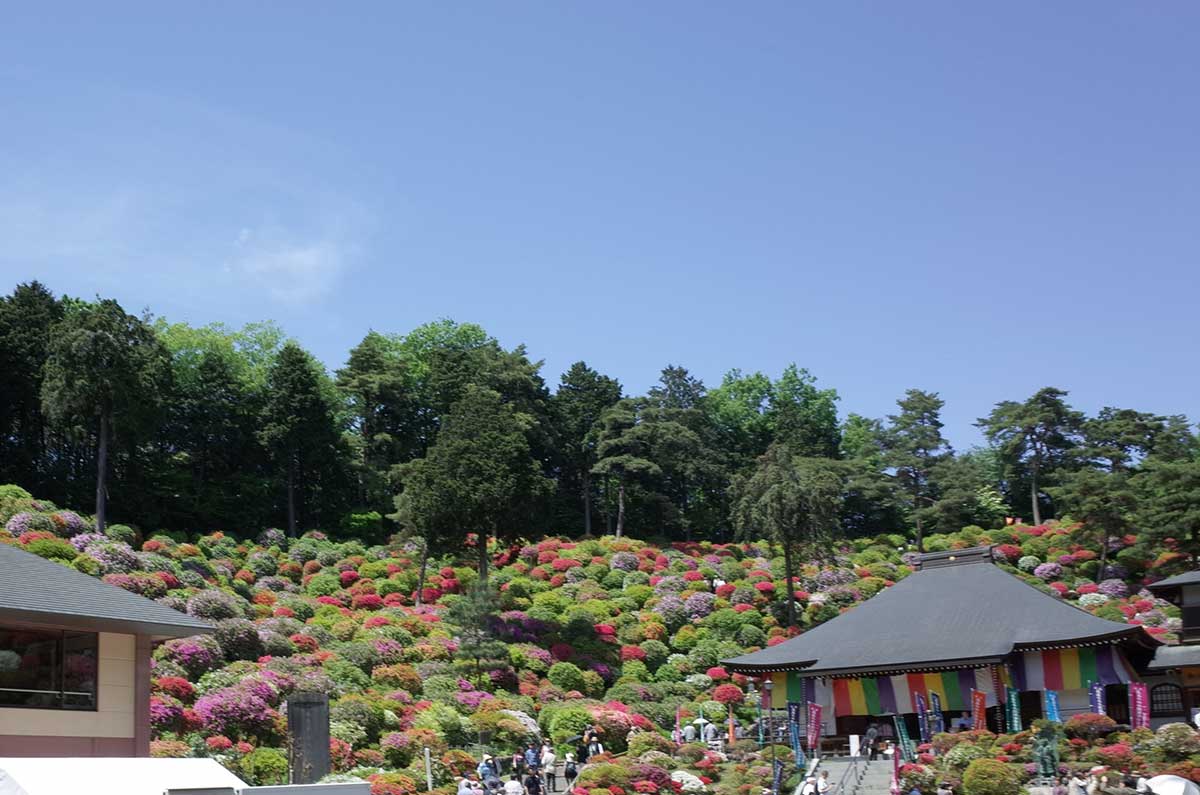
(1, 280, 1197, 568)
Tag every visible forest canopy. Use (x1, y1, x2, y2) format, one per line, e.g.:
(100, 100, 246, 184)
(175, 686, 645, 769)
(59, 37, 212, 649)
(2, 280, 1197, 560)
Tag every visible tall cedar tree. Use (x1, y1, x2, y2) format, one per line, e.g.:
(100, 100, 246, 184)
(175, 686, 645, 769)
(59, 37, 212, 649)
(337, 331, 410, 513)
(395, 385, 553, 582)
(41, 298, 171, 532)
(731, 446, 847, 628)
(551, 361, 622, 535)
(259, 342, 343, 536)
(978, 387, 1083, 525)
(882, 389, 951, 551)
(0, 282, 63, 490)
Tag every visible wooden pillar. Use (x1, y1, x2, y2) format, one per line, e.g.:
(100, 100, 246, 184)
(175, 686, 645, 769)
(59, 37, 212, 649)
(288, 692, 331, 784)
(134, 635, 152, 757)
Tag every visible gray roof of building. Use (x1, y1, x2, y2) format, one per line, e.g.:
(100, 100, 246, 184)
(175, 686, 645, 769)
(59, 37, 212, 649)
(1147, 571, 1200, 592)
(723, 547, 1155, 676)
(0, 542, 212, 639)
(1147, 643, 1200, 671)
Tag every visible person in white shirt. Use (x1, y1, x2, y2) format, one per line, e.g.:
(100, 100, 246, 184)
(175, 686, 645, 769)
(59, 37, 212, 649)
(541, 744, 557, 793)
(817, 770, 831, 795)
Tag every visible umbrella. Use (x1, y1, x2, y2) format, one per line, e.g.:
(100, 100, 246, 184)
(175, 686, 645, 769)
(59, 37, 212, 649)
(1148, 775, 1200, 795)
(693, 717, 710, 725)
(564, 734, 583, 745)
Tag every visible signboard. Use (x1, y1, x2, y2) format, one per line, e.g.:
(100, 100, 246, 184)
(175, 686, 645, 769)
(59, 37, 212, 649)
(971, 689, 987, 731)
(1129, 683, 1149, 729)
(930, 692, 945, 735)
(1006, 687, 1022, 733)
(1089, 681, 1106, 715)
(806, 702, 822, 750)
(893, 714, 916, 762)
(915, 692, 931, 743)
(1045, 690, 1061, 723)
(787, 702, 805, 768)
(849, 734, 861, 758)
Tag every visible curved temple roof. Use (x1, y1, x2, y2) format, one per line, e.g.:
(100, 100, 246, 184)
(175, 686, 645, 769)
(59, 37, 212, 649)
(0, 543, 212, 639)
(723, 546, 1157, 677)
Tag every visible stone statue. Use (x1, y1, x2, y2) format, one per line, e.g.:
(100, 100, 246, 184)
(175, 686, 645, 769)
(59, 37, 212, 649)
(1033, 723, 1060, 779)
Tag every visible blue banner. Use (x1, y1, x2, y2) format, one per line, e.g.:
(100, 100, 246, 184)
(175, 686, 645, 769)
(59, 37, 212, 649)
(915, 692, 931, 743)
(930, 692, 945, 735)
(787, 702, 805, 769)
(1045, 690, 1061, 723)
(1089, 681, 1106, 715)
(773, 759, 785, 795)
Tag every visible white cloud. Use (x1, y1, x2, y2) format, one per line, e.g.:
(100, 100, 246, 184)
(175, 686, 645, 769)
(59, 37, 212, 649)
(232, 231, 348, 305)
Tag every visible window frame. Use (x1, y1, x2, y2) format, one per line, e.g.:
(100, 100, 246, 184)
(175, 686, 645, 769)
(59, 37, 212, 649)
(0, 624, 99, 712)
(1151, 682, 1186, 718)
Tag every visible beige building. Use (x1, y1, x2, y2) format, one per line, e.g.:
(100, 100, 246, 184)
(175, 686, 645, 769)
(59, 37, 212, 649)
(0, 543, 211, 756)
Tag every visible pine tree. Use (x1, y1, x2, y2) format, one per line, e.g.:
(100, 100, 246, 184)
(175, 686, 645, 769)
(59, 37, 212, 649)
(551, 361, 622, 534)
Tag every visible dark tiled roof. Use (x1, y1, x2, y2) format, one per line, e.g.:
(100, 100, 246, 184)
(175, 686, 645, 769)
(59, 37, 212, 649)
(1147, 571, 1200, 592)
(723, 547, 1155, 676)
(1147, 643, 1200, 671)
(0, 543, 212, 639)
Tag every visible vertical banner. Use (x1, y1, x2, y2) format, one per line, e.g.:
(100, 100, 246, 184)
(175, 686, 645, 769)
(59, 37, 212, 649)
(787, 702, 805, 768)
(806, 702, 822, 750)
(914, 692, 931, 743)
(1129, 683, 1149, 729)
(1045, 690, 1061, 723)
(773, 759, 785, 795)
(991, 665, 1005, 704)
(893, 715, 916, 762)
(674, 707, 682, 745)
(930, 692, 945, 735)
(1089, 681, 1107, 715)
(1006, 687, 1022, 733)
(971, 689, 987, 731)
(728, 703, 736, 745)
(890, 743, 901, 795)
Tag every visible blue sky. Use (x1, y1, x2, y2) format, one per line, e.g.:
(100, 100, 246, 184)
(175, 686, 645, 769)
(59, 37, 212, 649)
(2, 3, 1197, 447)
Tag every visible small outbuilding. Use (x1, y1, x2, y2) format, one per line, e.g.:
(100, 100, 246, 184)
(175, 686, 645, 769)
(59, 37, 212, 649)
(0, 543, 212, 756)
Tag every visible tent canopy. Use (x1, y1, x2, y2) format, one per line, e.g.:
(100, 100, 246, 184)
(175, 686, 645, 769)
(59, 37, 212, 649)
(723, 546, 1157, 678)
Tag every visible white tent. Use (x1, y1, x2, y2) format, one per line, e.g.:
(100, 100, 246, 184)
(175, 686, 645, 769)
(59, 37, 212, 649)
(0, 758, 247, 795)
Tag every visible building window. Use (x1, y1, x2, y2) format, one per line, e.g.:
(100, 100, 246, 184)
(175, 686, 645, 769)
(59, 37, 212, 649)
(0, 626, 97, 710)
(1151, 683, 1186, 717)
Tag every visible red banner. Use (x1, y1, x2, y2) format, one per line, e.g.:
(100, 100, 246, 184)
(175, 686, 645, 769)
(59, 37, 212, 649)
(806, 702, 822, 750)
(971, 689, 987, 731)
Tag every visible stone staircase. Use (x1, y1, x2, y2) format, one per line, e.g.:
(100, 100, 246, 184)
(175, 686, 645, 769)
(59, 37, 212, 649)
(808, 757, 894, 795)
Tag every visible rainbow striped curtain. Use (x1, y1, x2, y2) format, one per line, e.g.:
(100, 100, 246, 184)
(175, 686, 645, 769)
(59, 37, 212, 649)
(1010, 646, 1132, 691)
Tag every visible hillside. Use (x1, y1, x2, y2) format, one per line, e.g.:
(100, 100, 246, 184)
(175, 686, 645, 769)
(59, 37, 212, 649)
(0, 484, 1190, 795)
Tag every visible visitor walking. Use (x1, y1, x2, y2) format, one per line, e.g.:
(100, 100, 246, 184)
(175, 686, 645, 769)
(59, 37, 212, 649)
(800, 775, 817, 795)
(818, 770, 831, 795)
(864, 723, 879, 760)
(682, 722, 698, 743)
(511, 750, 524, 775)
(541, 742, 557, 792)
(523, 768, 543, 795)
(1068, 772, 1089, 795)
(937, 782, 953, 795)
(563, 753, 578, 790)
(459, 778, 475, 795)
(704, 720, 720, 744)
(1051, 778, 1066, 795)
(524, 744, 540, 776)
(478, 755, 498, 781)
(503, 775, 524, 795)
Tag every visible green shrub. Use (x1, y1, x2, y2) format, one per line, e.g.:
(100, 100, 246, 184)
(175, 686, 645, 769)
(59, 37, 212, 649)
(306, 573, 341, 597)
(25, 537, 78, 562)
(627, 731, 674, 757)
(962, 759, 1020, 795)
(240, 747, 289, 786)
(547, 661, 586, 692)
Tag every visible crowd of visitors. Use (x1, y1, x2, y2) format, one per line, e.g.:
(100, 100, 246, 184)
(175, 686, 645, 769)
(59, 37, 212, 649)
(460, 728, 601, 795)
